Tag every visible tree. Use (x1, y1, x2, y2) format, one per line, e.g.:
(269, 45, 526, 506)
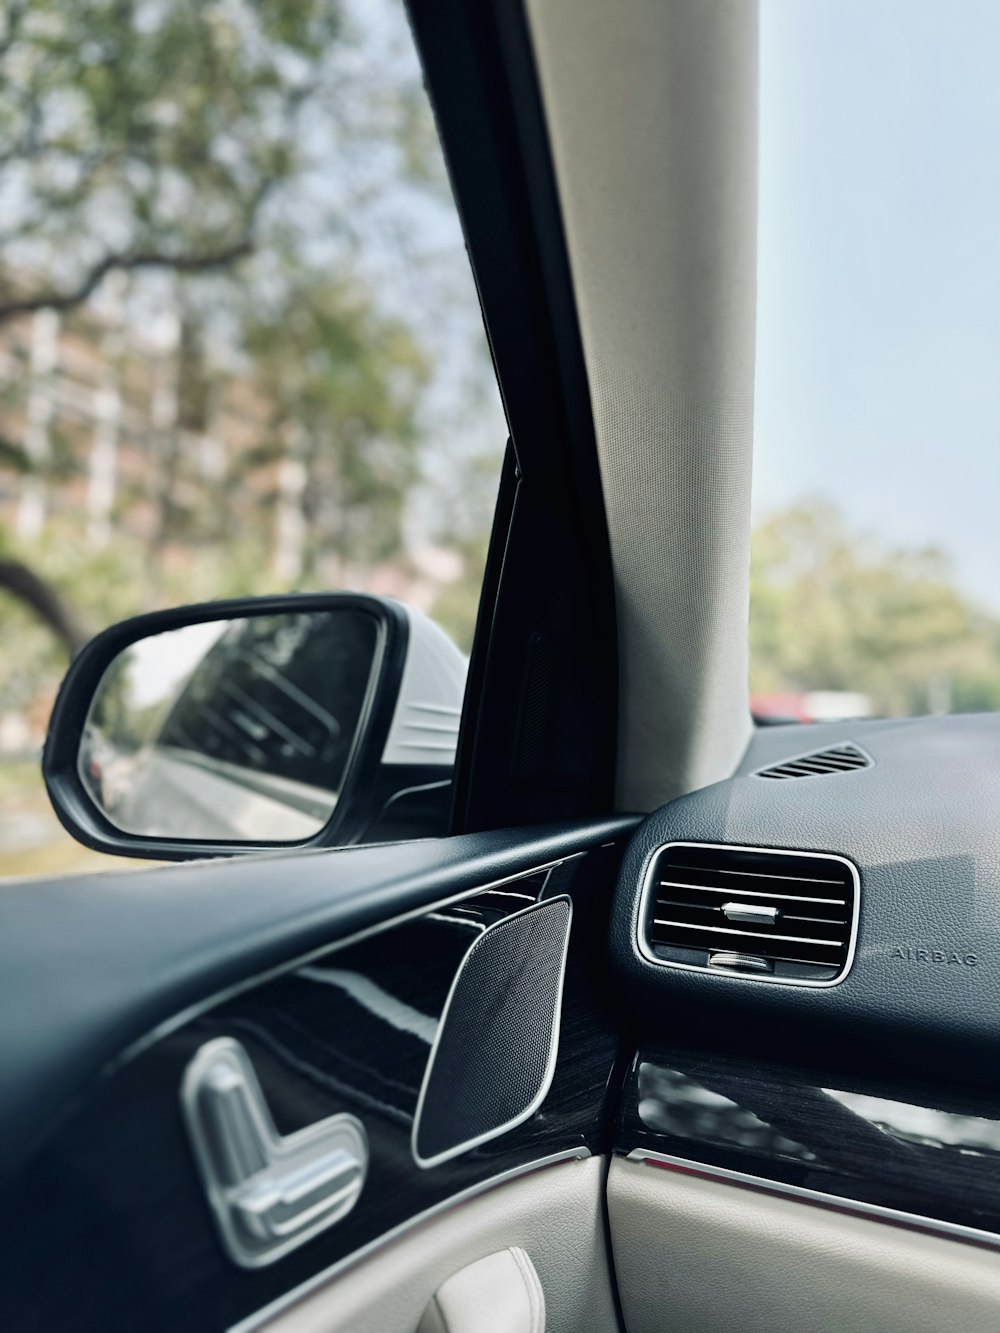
(0, 0, 451, 645)
(427, 450, 502, 652)
(0, 0, 344, 323)
(0, 555, 86, 653)
(239, 273, 429, 585)
(750, 503, 1000, 715)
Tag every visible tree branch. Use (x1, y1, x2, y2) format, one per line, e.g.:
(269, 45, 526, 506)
(0, 558, 88, 655)
(0, 236, 255, 324)
(0, 0, 27, 61)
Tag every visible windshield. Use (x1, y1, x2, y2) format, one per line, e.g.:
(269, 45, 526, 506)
(752, 0, 1000, 722)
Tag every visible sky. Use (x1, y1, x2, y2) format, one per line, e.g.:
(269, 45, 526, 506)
(754, 0, 1000, 610)
(125, 622, 227, 710)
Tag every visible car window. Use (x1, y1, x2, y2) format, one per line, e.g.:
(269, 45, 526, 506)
(0, 0, 506, 877)
(752, 0, 1000, 722)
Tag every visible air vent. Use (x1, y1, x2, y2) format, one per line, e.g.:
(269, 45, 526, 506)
(755, 744, 871, 780)
(641, 842, 859, 987)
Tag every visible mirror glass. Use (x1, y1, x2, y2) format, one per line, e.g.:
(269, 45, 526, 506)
(80, 610, 380, 842)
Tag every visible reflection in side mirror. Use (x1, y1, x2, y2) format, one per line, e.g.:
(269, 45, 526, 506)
(81, 610, 379, 842)
(43, 594, 468, 859)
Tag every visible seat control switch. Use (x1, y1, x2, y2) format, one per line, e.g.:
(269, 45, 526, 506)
(181, 1037, 368, 1268)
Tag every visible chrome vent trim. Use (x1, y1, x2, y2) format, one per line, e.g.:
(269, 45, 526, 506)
(754, 744, 871, 780)
(638, 842, 860, 988)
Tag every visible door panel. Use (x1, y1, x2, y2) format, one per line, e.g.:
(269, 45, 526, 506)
(255, 1154, 617, 1333)
(0, 818, 633, 1174)
(0, 823, 633, 1330)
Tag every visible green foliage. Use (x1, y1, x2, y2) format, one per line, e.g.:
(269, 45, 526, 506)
(750, 503, 1000, 715)
(0, 514, 305, 728)
(0, 0, 346, 312)
(242, 274, 429, 573)
(426, 450, 501, 652)
(0, 0, 449, 660)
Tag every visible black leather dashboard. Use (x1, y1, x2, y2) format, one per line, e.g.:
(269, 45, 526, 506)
(612, 713, 1000, 1089)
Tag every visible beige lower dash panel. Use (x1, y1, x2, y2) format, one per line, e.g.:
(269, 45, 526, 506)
(609, 1155, 1000, 1333)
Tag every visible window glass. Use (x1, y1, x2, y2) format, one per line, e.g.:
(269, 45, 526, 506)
(0, 0, 506, 876)
(753, 0, 1000, 721)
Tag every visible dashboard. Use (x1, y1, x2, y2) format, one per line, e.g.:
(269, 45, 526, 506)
(614, 711, 1000, 1086)
(607, 712, 1000, 1261)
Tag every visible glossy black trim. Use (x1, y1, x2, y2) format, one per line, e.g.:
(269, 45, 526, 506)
(408, 0, 619, 833)
(0, 817, 637, 1187)
(43, 593, 409, 861)
(448, 440, 518, 835)
(618, 1045, 1000, 1248)
(0, 845, 628, 1331)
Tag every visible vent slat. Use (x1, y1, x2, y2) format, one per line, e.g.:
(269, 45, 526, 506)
(654, 902, 846, 941)
(652, 919, 842, 949)
(755, 744, 871, 781)
(668, 865, 843, 885)
(645, 844, 858, 984)
(659, 879, 846, 906)
(743, 951, 843, 969)
(782, 914, 844, 926)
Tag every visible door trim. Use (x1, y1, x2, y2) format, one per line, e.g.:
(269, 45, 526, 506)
(229, 1149, 591, 1333)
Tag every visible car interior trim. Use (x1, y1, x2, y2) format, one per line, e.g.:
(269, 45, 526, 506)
(0, 844, 626, 1327)
(0, 815, 637, 1180)
(626, 1149, 1000, 1255)
(181, 1038, 371, 1269)
(228, 1149, 592, 1333)
(407, 1, 620, 834)
(111, 862, 569, 1080)
(750, 741, 875, 780)
(525, 0, 758, 811)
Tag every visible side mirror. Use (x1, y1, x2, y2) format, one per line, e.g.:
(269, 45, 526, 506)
(42, 594, 467, 860)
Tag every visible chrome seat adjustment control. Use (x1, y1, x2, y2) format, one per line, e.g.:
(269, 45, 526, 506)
(181, 1037, 368, 1268)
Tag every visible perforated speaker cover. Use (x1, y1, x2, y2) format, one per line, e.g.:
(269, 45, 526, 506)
(412, 897, 572, 1167)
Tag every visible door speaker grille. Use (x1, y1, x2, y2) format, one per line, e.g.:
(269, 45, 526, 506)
(412, 896, 571, 1167)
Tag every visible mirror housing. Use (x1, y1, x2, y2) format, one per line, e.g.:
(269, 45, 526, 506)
(43, 593, 467, 860)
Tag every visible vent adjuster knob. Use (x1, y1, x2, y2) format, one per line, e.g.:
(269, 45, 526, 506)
(721, 902, 780, 926)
